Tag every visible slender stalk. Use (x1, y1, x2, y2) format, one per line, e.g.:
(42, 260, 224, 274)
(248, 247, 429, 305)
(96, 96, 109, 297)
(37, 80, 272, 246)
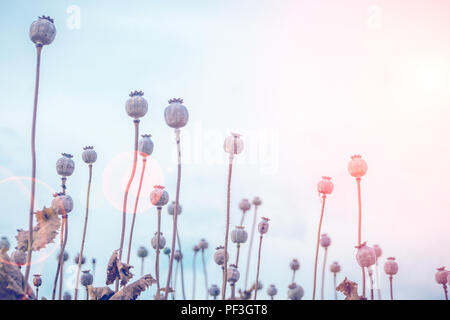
(239, 210, 246, 227)
(321, 247, 328, 300)
(369, 270, 374, 300)
(86, 287, 89, 300)
(58, 216, 68, 300)
(312, 195, 326, 300)
(164, 129, 182, 300)
(235, 244, 241, 267)
(291, 270, 296, 283)
(51, 226, 64, 300)
(389, 275, 393, 300)
(376, 259, 381, 300)
(126, 157, 147, 264)
(192, 251, 197, 300)
(362, 267, 366, 298)
(230, 283, 235, 300)
(333, 273, 337, 300)
(253, 235, 263, 300)
(155, 207, 162, 299)
(244, 205, 258, 289)
(356, 178, 366, 298)
(173, 260, 179, 300)
(443, 284, 448, 300)
(24, 45, 43, 289)
(74, 164, 93, 300)
(176, 231, 186, 300)
(116, 120, 140, 292)
(140, 257, 144, 277)
(221, 159, 233, 300)
(35, 287, 39, 300)
(201, 249, 209, 300)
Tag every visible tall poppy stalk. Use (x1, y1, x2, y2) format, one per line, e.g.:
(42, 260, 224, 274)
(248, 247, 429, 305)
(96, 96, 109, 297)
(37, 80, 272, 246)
(117, 91, 148, 292)
(313, 177, 333, 300)
(163, 98, 189, 300)
(244, 197, 261, 290)
(254, 217, 269, 300)
(198, 239, 209, 299)
(319, 233, 331, 300)
(221, 133, 244, 300)
(74, 146, 97, 300)
(25, 16, 56, 289)
(348, 155, 368, 297)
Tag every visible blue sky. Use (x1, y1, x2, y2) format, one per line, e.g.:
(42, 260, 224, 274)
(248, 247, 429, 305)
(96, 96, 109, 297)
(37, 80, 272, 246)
(0, 0, 449, 300)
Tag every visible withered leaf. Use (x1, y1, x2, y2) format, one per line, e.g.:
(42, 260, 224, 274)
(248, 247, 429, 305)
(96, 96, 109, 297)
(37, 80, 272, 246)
(0, 251, 25, 300)
(88, 285, 115, 300)
(110, 274, 156, 300)
(106, 250, 134, 286)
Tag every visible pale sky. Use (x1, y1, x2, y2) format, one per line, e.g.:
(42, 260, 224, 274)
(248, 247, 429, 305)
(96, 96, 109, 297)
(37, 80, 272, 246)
(0, 0, 449, 299)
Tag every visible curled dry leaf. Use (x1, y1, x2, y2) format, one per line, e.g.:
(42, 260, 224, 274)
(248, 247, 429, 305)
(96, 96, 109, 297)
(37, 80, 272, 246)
(15, 207, 61, 252)
(110, 274, 156, 300)
(88, 285, 115, 300)
(106, 250, 134, 286)
(0, 251, 25, 300)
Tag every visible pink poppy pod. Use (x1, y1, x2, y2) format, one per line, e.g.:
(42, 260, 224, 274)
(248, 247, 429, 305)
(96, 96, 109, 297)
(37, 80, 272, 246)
(252, 196, 262, 206)
(330, 261, 341, 273)
(348, 155, 368, 178)
(320, 233, 331, 248)
(258, 217, 270, 235)
(239, 198, 251, 212)
(223, 133, 244, 155)
(317, 176, 334, 195)
(435, 267, 449, 285)
(150, 185, 169, 207)
(290, 259, 300, 271)
(355, 242, 376, 268)
(373, 244, 382, 258)
(384, 257, 398, 276)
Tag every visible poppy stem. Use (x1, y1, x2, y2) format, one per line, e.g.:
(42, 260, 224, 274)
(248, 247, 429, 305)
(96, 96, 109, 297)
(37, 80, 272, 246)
(58, 216, 68, 300)
(74, 164, 93, 300)
(201, 249, 209, 300)
(389, 275, 394, 300)
(312, 195, 326, 300)
(221, 157, 233, 300)
(254, 235, 263, 300)
(126, 157, 147, 264)
(321, 247, 328, 300)
(244, 204, 258, 289)
(116, 119, 140, 292)
(155, 207, 162, 299)
(24, 45, 42, 290)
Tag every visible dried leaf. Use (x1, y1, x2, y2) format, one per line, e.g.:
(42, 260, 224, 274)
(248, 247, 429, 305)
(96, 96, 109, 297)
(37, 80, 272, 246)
(105, 250, 134, 286)
(15, 207, 61, 252)
(0, 251, 25, 300)
(88, 285, 115, 300)
(110, 274, 156, 300)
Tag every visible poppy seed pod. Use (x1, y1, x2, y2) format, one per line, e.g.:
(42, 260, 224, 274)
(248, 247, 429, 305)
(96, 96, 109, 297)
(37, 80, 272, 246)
(373, 244, 382, 258)
(317, 176, 334, 195)
(56, 153, 75, 177)
(137, 246, 148, 258)
(138, 134, 154, 157)
(384, 257, 398, 276)
(63, 292, 72, 300)
(29, 16, 56, 46)
(164, 98, 189, 129)
(193, 245, 200, 253)
(320, 234, 331, 248)
(231, 226, 248, 244)
(290, 259, 300, 271)
(288, 283, 304, 300)
(258, 217, 270, 235)
(51, 193, 73, 215)
(125, 91, 148, 119)
(223, 133, 244, 155)
(82, 146, 97, 164)
(167, 201, 182, 215)
(214, 246, 229, 266)
(330, 261, 341, 273)
(33, 274, 42, 287)
(227, 264, 240, 284)
(252, 197, 262, 206)
(267, 284, 278, 297)
(0, 237, 10, 251)
(254, 281, 263, 290)
(74, 253, 86, 265)
(239, 199, 251, 212)
(348, 155, 368, 178)
(435, 267, 449, 285)
(150, 185, 169, 207)
(163, 247, 171, 255)
(209, 284, 220, 297)
(57, 250, 69, 262)
(80, 270, 93, 287)
(11, 250, 26, 266)
(151, 232, 166, 249)
(198, 238, 208, 250)
(355, 242, 376, 268)
(174, 250, 183, 261)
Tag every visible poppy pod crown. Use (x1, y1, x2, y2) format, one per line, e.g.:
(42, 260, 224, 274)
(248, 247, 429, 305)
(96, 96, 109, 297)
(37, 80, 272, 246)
(39, 16, 54, 23)
(169, 98, 184, 104)
(83, 146, 94, 150)
(129, 90, 144, 97)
